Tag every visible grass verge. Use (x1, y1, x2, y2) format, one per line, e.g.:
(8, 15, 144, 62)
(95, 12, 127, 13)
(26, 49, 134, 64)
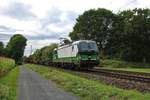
(0, 67, 19, 100)
(101, 59, 150, 73)
(25, 64, 150, 100)
(107, 68, 150, 73)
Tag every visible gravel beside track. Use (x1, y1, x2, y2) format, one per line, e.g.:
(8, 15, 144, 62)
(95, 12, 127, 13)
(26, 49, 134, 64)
(86, 68, 150, 83)
(49, 66, 150, 93)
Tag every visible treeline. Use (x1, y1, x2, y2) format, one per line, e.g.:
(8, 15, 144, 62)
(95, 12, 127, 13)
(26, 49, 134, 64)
(69, 8, 150, 63)
(0, 34, 27, 64)
(25, 43, 57, 64)
(27, 8, 150, 63)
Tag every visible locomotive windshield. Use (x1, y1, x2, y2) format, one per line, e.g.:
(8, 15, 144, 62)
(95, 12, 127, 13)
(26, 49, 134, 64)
(78, 41, 99, 52)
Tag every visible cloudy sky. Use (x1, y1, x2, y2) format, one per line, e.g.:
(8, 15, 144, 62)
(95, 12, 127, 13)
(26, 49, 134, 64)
(0, 0, 150, 56)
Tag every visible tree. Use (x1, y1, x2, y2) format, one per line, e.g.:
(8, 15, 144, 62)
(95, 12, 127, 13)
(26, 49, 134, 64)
(69, 8, 116, 55)
(6, 34, 27, 64)
(0, 42, 4, 56)
(31, 49, 42, 63)
(28, 43, 57, 64)
(118, 8, 150, 62)
(103, 14, 124, 58)
(41, 43, 57, 62)
(69, 8, 150, 62)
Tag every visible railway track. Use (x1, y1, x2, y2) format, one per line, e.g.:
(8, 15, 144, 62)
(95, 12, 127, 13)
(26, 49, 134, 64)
(37, 63, 150, 83)
(31, 64, 150, 92)
(95, 67, 150, 77)
(83, 68, 150, 83)
(59, 67, 150, 92)
(45, 64, 150, 83)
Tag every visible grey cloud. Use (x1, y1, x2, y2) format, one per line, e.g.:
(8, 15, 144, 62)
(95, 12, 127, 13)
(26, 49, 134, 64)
(129, 0, 138, 4)
(0, 2, 36, 20)
(0, 29, 64, 42)
(125, 0, 138, 6)
(40, 7, 78, 29)
(0, 25, 19, 32)
(26, 32, 64, 41)
(119, 0, 138, 9)
(0, 6, 79, 56)
(65, 11, 78, 23)
(0, 33, 12, 42)
(37, 8, 78, 41)
(40, 7, 62, 29)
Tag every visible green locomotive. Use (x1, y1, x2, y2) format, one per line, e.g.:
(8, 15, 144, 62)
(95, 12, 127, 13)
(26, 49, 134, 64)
(52, 40, 100, 69)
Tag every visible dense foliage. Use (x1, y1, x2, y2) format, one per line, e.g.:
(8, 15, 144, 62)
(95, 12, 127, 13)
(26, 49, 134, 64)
(26, 43, 57, 64)
(69, 8, 150, 63)
(69, 8, 116, 53)
(0, 34, 27, 64)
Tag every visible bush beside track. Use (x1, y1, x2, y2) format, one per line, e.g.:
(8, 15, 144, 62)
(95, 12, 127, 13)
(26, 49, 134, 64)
(100, 59, 150, 73)
(101, 59, 150, 68)
(0, 57, 15, 77)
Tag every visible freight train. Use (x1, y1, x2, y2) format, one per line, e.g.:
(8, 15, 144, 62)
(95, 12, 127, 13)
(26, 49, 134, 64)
(26, 39, 100, 70)
(52, 40, 100, 70)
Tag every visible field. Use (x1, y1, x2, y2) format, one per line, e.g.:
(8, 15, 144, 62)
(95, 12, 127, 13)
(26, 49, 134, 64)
(25, 64, 150, 100)
(0, 57, 15, 77)
(0, 57, 18, 100)
(0, 67, 19, 100)
(101, 59, 150, 73)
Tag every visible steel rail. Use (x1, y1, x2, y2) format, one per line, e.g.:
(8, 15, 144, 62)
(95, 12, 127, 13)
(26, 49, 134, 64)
(85, 69, 150, 83)
(95, 67, 150, 77)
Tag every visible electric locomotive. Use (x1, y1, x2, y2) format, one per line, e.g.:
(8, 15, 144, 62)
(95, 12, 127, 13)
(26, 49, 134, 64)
(52, 40, 100, 69)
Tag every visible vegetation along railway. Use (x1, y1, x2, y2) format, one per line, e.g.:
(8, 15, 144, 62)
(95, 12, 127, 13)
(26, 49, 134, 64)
(25, 39, 150, 92)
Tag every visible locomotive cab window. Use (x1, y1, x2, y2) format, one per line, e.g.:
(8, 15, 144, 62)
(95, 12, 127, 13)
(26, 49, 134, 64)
(78, 41, 99, 52)
(88, 42, 98, 52)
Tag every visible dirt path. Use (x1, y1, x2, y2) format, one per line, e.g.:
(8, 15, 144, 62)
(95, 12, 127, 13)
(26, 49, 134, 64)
(18, 66, 78, 100)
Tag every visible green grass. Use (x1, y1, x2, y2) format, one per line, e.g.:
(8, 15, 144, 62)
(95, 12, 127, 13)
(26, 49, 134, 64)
(0, 67, 19, 100)
(0, 57, 15, 77)
(109, 68, 150, 73)
(101, 59, 150, 73)
(25, 64, 150, 100)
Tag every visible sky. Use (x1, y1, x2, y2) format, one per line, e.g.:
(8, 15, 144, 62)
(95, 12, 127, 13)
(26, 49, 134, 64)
(0, 0, 150, 56)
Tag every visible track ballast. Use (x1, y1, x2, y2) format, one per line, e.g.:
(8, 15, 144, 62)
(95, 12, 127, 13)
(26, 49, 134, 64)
(85, 68, 150, 83)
